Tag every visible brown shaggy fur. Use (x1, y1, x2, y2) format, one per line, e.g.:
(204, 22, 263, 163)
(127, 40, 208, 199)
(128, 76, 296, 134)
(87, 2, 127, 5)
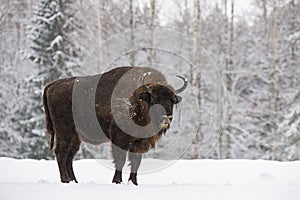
(43, 66, 183, 185)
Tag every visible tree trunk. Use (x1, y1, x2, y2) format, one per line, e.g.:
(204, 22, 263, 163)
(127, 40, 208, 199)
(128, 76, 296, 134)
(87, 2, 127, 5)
(269, 0, 280, 159)
(147, 0, 155, 65)
(129, 0, 135, 66)
(225, 0, 234, 159)
(92, 0, 103, 73)
(289, 0, 296, 87)
(190, 0, 202, 159)
(262, 0, 269, 51)
(218, 0, 228, 159)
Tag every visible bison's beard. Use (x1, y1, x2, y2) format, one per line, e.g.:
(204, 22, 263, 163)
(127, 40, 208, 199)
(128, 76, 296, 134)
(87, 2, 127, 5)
(128, 105, 173, 152)
(130, 121, 171, 153)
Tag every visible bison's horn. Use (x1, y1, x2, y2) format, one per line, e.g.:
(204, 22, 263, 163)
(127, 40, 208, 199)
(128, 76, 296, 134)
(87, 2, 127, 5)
(175, 75, 188, 94)
(140, 71, 152, 90)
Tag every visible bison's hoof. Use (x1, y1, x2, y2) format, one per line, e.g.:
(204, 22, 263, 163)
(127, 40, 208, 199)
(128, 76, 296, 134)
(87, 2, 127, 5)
(112, 170, 123, 184)
(128, 173, 138, 186)
(61, 177, 78, 184)
(60, 175, 73, 183)
(128, 180, 138, 186)
(112, 179, 122, 184)
(61, 179, 72, 183)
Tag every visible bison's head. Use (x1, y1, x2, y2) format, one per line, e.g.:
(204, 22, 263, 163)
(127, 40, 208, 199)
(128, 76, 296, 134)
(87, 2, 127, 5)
(130, 72, 188, 134)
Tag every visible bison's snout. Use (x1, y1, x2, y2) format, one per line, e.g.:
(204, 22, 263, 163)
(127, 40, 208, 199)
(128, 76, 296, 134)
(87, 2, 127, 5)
(160, 115, 173, 129)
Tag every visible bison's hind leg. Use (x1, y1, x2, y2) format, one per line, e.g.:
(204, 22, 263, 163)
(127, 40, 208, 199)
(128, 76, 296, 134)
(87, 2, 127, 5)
(55, 133, 80, 183)
(66, 135, 81, 183)
(55, 141, 72, 183)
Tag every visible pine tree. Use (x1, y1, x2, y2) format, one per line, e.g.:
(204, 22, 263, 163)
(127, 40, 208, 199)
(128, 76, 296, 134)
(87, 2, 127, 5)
(279, 91, 300, 160)
(24, 0, 82, 159)
(28, 0, 81, 77)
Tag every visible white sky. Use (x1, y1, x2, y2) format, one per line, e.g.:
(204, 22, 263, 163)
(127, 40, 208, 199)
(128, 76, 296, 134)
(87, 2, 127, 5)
(234, 0, 253, 12)
(156, 0, 254, 26)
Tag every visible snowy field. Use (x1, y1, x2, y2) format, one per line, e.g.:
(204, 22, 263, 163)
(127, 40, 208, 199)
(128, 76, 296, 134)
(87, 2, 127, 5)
(1, 158, 300, 200)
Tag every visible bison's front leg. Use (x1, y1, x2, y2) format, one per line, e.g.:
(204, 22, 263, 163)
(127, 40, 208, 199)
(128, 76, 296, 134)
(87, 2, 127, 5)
(128, 152, 142, 185)
(112, 144, 126, 184)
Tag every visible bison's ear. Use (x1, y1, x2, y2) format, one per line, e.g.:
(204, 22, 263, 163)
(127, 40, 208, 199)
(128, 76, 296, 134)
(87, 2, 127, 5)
(139, 92, 151, 102)
(172, 95, 182, 104)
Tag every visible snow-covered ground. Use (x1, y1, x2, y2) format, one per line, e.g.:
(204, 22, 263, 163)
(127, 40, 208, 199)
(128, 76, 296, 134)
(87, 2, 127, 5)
(1, 158, 300, 200)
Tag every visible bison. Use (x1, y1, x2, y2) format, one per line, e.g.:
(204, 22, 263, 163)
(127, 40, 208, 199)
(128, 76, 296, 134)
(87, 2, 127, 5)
(43, 66, 187, 185)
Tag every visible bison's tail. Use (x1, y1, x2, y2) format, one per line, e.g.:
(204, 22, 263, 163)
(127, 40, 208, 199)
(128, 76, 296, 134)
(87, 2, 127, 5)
(43, 84, 55, 152)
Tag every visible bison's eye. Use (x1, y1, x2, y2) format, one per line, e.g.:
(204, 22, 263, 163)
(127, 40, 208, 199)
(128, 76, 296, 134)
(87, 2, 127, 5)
(139, 92, 151, 102)
(172, 95, 182, 104)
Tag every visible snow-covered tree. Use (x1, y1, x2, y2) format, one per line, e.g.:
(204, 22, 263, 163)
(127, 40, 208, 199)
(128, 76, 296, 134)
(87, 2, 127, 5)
(279, 91, 300, 160)
(28, 0, 81, 76)
(24, 0, 82, 159)
(0, 0, 33, 158)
